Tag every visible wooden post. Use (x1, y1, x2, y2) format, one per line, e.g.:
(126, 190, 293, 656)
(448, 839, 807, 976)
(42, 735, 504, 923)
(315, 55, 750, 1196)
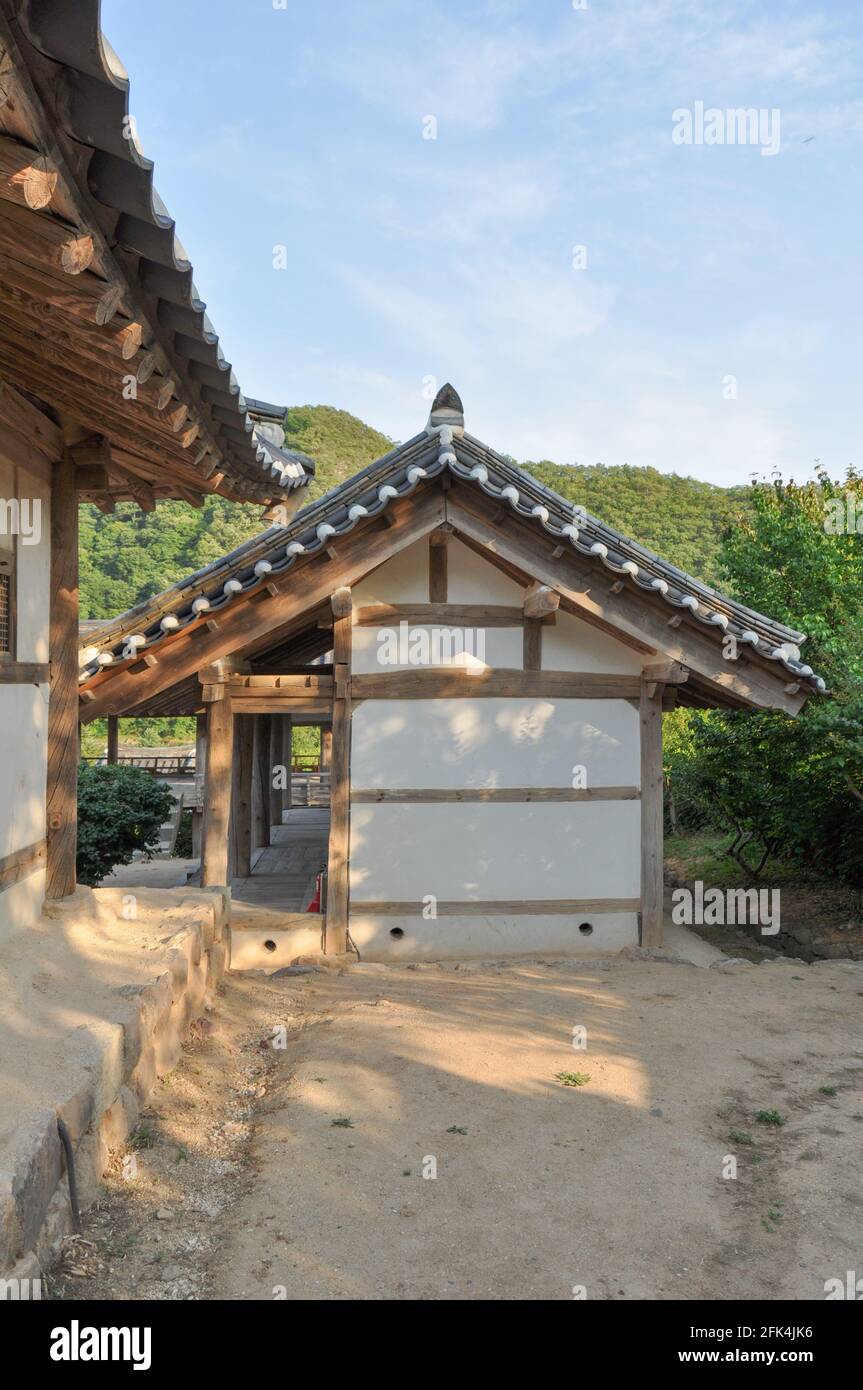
(281, 714, 293, 812)
(639, 679, 665, 947)
(252, 714, 272, 851)
(201, 693, 233, 888)
(106, 715, 119, 764)
(230, 714, 255, 879)
(326, 593, 353, 954)
(321, 725, 333, 772)
(191, 712, 206, 859)
(523, 619, 542, 671)
(429, 527, 449, 602)
(46, 452, 79, 899)
(268, 715, 282, 829)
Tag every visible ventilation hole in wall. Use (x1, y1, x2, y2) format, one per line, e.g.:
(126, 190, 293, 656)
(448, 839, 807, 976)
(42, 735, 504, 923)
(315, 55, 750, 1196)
(389, 928, 405, 940)
(578, 922, 594, 936)
(263, 939, 277, 952)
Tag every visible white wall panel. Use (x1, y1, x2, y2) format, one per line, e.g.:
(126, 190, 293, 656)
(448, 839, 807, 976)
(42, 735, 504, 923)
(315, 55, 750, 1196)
(351, 697, 639, 789)
(349, 801, 641, 901)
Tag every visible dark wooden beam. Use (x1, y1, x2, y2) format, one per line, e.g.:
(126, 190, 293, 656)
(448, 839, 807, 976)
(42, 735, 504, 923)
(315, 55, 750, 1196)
(326, 603, 352, 955)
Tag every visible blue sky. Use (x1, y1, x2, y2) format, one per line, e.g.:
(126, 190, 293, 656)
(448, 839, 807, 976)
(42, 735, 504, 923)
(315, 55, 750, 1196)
(101, 0, 862, 486)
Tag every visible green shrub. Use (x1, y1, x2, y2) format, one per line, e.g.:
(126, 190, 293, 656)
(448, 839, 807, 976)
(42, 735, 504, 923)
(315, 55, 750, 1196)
(77, 763, 175, 886)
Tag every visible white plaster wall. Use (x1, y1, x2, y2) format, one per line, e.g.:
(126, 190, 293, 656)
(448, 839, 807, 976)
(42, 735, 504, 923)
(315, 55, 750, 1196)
(351, 697, 639, 789)
(542, 609, 643, 675)
(350, 801, 641, 900)
(0, 456, 51, 942)
(352, 537, 430, 605)
(350, 910, 638, 960)
(346, 529, 644, 959)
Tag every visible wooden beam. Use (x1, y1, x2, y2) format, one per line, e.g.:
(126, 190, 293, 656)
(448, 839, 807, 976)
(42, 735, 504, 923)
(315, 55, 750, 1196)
(79, 489, 447, 720)
(351, 786, 640, 803)
(0, 134, 58, 211)
(0, 837, 47, 893)
(350, 670, 645, 700)
(45, 450, 78, 899)
(321, 725, 333, 772)
(523, 582, 560, 619)
(106, 715, 118, 765)
(350, 899, 640, 917)
(192, 712, 206, 860)
(639, 680, 665, 947)
(326, 605, 352, 955)
(0, 661, 49, 684)
(201, 694, 233, 887)
(0, 197, 93, 274)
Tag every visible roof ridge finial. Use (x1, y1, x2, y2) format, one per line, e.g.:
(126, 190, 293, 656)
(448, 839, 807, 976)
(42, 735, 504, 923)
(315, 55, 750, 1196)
(427, 382, 464, 434)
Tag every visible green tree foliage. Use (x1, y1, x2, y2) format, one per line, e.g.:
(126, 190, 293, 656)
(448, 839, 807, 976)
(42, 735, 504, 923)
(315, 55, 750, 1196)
(668, 471, 863, 885)
(77, 763, 175, 886)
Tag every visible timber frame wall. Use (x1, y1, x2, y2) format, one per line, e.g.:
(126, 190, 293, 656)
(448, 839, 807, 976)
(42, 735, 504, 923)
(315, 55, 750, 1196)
(190, 534, 674, 951)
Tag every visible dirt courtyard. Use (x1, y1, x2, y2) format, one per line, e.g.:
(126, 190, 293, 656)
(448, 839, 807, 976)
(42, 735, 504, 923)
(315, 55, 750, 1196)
(54, 953, 863, 1302)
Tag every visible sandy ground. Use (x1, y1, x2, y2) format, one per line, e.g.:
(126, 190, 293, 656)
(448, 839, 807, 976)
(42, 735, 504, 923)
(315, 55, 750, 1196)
(52, 951, 863, 1303)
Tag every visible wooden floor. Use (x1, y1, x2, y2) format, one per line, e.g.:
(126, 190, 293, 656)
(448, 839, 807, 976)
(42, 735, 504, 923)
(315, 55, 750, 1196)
(231, 807, 329, 912)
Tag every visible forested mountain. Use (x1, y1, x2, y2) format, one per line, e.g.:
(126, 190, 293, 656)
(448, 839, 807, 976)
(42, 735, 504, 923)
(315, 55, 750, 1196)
(79, 404, 748, 620)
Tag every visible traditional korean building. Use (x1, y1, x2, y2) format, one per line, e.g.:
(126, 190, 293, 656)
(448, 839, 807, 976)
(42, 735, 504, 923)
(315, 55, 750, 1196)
(77, 384, 826, 963)
(0, 0, 313, 938)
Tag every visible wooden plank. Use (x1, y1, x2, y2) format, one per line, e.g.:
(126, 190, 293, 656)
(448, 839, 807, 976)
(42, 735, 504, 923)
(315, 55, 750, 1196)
(350, 899, 640, 917)
(79, 489, 447, 719)
(350, 786, 640, 803)
(354, 603, 554, 628)
(326, 606, 352, 954)
(201, 694, 233, 887)
(230, 714, 255, 879)
(45, 451, 78, 899)
(0, 837, 46, 893)
(640, 679, 665, 947)
(523, 617, 542, 671)
(350, 670, 642, 700)
(232, 913, 325, 933)
(226, 697, 332, 715)
(0, 661, 49, 683)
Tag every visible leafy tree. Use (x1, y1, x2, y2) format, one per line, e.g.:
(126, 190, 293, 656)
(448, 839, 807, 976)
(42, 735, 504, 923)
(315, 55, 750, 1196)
(77, 763, 175, 886)
(669, 470, 863, 884)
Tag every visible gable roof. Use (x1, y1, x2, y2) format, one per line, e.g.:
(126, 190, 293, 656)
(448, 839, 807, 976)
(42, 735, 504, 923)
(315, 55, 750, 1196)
(0, 1, 313, 503)
(78, 386, 826, 712)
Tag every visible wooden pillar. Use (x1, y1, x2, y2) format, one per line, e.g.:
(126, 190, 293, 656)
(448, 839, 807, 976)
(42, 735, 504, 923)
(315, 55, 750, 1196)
(252, 714, 272, 851)
(201, 694, 233, 888)
(281, 714, 293, 812)
(230, 714, 255, 879)
(268, 715, 283, 829)
(639, 679, 665, 947)
(191, 713, 206, 859)
(321, 725, 333, 773)
(106, 715, 119, 765)
(326, 587, 353, 954)
(46, 452, 79, 900)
